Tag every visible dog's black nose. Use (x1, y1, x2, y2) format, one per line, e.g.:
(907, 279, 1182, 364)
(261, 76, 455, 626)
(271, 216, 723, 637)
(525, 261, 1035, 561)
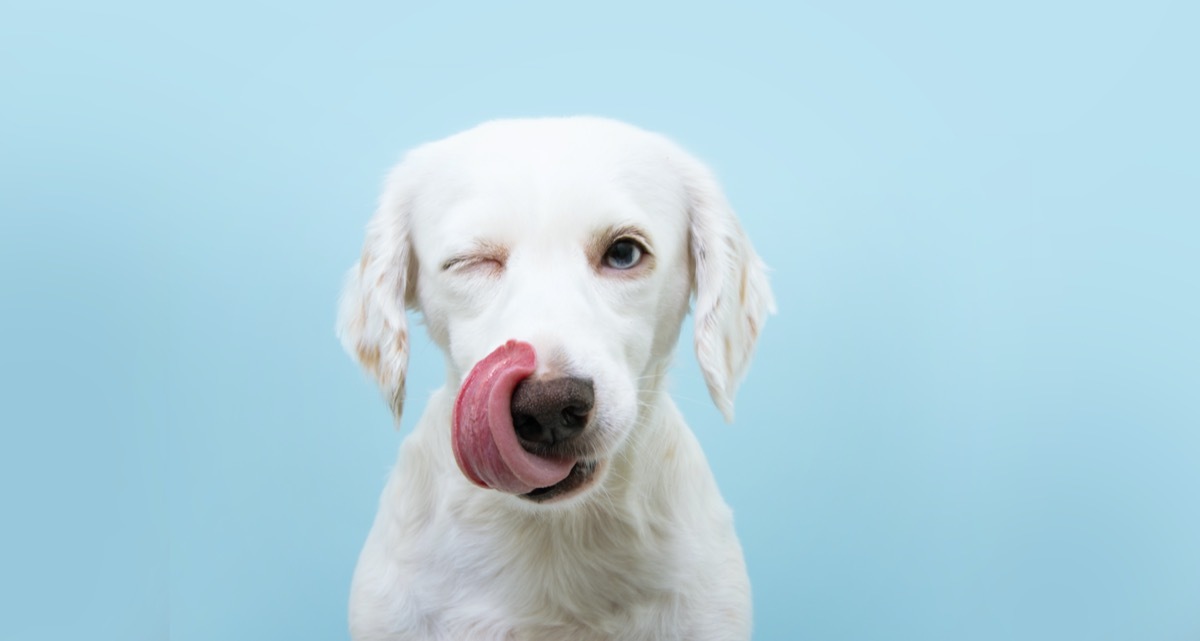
(511, 377, 594, 447)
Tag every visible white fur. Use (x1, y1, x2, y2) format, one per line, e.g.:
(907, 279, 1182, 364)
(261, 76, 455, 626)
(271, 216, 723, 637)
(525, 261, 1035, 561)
(338, 117, 774, 640)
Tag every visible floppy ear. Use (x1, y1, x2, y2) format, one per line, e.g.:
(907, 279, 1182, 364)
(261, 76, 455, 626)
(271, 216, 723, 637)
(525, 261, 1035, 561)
(684, 159, 776, 422)
(336, 166, 418, 420)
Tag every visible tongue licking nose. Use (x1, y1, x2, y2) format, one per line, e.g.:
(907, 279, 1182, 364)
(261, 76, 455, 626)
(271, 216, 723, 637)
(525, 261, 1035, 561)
(451, 340, 576, 494)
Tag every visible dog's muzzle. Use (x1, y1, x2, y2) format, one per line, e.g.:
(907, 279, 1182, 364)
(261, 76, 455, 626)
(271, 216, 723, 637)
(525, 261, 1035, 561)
(452, 340, 595, 496)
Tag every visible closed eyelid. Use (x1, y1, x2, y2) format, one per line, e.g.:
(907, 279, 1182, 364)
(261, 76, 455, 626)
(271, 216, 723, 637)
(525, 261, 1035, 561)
(441, 242, 508, 271)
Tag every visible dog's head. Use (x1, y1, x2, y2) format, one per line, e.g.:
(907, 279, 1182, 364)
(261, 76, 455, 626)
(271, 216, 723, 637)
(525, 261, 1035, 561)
(338, 117, 774, 503)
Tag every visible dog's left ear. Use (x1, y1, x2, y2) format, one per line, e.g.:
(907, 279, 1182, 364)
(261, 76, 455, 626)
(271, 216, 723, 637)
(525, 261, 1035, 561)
(336, 165, 419, 421)
(683, 158, 776, 422)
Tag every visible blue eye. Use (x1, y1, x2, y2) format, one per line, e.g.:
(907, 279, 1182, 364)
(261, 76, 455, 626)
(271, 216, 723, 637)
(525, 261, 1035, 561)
(603, 239, 644, 270)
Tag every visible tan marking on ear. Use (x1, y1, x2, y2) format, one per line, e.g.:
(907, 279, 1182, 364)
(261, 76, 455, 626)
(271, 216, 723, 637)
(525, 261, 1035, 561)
(357, 343, 381, 375)
(723, 335, 734, 380)
(747, 314, 759, 341)
(739, 266, 749, 306)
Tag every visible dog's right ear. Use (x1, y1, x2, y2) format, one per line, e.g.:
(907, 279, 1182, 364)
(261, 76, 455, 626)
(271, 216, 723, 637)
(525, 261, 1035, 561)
(337, 165, 418, 420)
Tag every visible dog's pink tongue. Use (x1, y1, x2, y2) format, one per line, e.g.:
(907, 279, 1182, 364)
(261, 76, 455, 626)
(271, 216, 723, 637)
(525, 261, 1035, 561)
(452, 340, 575, 494)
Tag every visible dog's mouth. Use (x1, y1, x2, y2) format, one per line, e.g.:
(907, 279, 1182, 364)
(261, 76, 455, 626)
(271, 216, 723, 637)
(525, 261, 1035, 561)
(452, 340, 609, 502)
(452, 340, 580, 495)
(522, 459, 601, 502)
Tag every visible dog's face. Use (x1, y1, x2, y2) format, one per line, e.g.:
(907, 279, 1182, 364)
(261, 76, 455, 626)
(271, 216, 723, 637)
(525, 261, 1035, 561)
(339, 118, 773, 503)
(412, 123, 698, 484)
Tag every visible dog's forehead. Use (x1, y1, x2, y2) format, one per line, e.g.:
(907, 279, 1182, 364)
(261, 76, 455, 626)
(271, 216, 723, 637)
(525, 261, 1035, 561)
(409, 119, 690, 247)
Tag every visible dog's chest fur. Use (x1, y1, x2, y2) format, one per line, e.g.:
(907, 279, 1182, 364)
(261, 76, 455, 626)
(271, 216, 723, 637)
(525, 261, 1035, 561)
(437, 500, 691, 637)
(351, 393, 749, 640)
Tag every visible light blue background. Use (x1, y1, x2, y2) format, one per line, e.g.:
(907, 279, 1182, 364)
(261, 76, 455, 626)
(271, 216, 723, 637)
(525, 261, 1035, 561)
(2, 1, 1197, 639)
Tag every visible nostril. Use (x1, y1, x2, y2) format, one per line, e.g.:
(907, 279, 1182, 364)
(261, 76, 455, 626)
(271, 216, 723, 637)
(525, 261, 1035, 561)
(561, 404, 589, 428)
(513, 411, 549, 445)
(513, 412, 535, 431)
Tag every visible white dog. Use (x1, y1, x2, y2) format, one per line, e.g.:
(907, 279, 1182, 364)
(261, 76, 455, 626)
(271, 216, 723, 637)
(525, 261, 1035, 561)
(338, 117, 774, 640)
